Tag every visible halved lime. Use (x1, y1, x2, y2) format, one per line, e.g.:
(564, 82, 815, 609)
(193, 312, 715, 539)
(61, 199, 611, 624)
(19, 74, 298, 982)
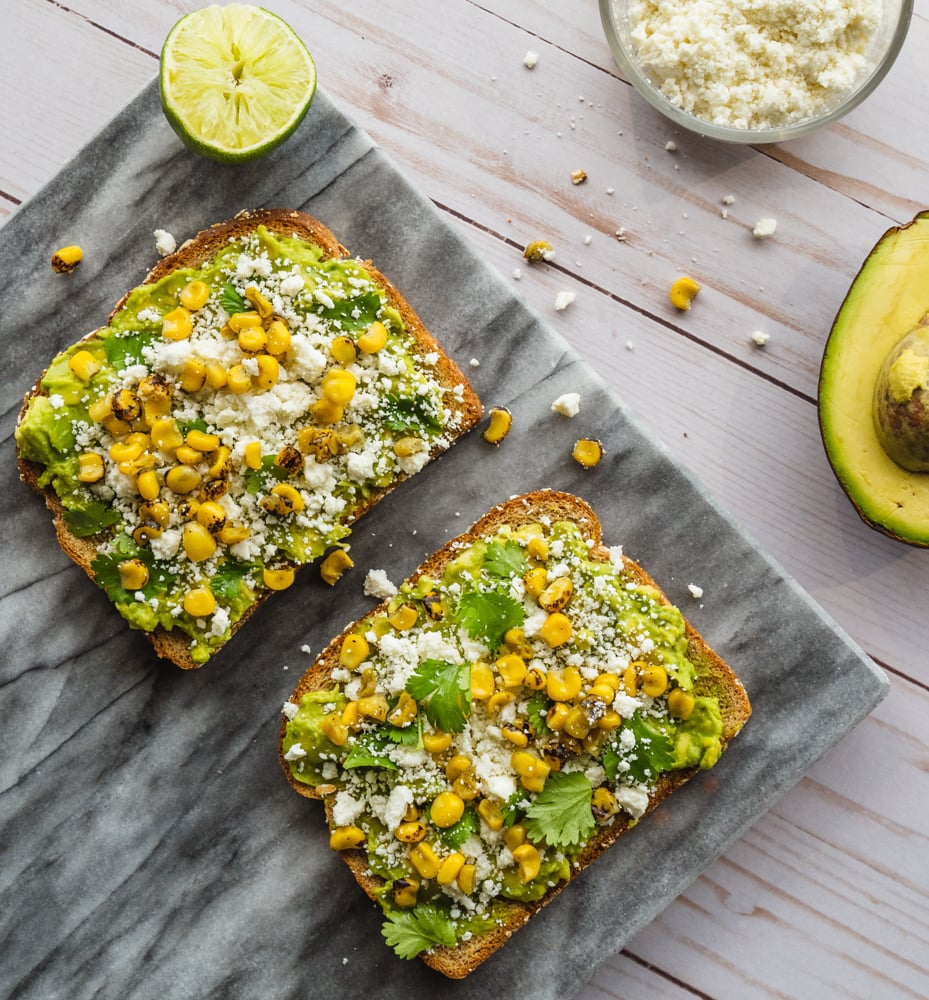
(159, 4, 316, 163)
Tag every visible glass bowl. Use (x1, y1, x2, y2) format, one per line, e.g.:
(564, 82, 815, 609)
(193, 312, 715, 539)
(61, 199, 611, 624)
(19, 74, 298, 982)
(599, 0, 913, 143)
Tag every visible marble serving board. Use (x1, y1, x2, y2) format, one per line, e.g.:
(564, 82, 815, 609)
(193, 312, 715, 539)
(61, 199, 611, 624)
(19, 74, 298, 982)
(0, 81, 887, 1000)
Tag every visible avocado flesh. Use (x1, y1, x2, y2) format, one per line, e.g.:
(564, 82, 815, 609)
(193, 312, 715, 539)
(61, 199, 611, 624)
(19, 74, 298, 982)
(819, 211, 929, 546)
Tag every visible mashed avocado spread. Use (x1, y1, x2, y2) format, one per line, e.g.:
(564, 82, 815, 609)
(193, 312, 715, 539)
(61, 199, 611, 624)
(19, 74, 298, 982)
(16, 227, 464, 663)
(281, 520, 724, 959)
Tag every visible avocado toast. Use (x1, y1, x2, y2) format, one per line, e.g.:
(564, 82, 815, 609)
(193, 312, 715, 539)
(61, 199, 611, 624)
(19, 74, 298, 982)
(279, 490, 751, 977)
(15, 209, 481, 668)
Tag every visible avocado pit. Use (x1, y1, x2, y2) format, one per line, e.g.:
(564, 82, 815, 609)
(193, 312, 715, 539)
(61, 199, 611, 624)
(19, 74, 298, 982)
(873, 323, 929, 472)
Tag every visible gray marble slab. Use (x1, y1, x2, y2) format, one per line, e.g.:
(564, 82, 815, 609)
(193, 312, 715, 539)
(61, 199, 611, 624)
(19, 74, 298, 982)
(0, 81, 886, 1000)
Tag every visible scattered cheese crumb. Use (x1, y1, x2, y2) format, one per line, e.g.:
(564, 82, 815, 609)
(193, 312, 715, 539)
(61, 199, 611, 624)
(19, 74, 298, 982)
(554, 291, 576, 311)
(512, 268, 523, 280)
(722, 194, 736, 205)
(664, 140, 677, 151)
(551, 392, 581, 417)
(153, 229, 176, 256)
(301, 644, 312, 655)
(523, 50, 539, 68)
(282, 701, 299, 720)
(571, 169, 588, 185)
(364, 568, 398, 600)
(687, 583, 704, 599)
(583, 234, 592, 245)
(751, 330, 770, 347)
(469, 357, 481, 368)
(753, 217, 777, 239)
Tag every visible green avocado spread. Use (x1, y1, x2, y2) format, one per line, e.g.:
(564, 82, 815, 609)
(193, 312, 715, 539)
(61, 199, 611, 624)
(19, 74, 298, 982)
(281, 519, 733, 960)
(16, 226, 465, 663)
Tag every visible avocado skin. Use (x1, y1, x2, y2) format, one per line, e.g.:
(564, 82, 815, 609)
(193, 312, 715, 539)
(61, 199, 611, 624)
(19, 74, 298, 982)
(818, 211, 929, 547)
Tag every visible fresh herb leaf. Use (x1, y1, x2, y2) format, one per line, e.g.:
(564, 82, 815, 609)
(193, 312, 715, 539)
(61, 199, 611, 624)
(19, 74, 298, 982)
(103, 329, 157, 368)
(385, 713, 423, 748)
(342, 730, 400, 771)
(437, 806, 479, 849)
(64, 501, 121, 537)
(177, 417, 209, 436)
(526, 695, 552, 738)
(315, 290, 382, 330)
(91, 534, 177, 602)
(382, 903, 457, 959)
(210, 560, 257, 603)
(220, 282, 249, 315)
(381, 392, 443, 436)
(457, 588, 525, 652)
(244, 454, 290, 494)
(483, 540, 528, 580)
(524, 771, 596, 849)
(405, 659, 471, 733)
(501, 790, 525, 827)
(603, 713, 676, 784)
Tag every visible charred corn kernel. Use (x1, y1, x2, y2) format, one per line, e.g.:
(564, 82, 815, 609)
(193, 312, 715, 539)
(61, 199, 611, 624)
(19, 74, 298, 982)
(183, 587, 216, 617)
(470, 661, 495, 700)
(136, 469, 160, 500)
(394, 821, 427, 844)
(118, 559, 149, 590)
(623, 663, 640, 697)
(595, 672, 620, 693)
(496, 653, 527, 688)
(244, 284, 273, 318)
(166, 464, 202, 495)
(140, 499, 170, 527)
(321, 712, 348, 746)
(513, 843, 541, 883)
(186, 429, 220, 452)
(321, 368, 357, 405)
(501, 721, 530, 747)
(330, 335, 357, 364)
(547, 666, 582, 701)
(226, 364, 252, 394)
(393, 436, 426, 458)
(540, 740, 566, 771)
(588, 682, 616, 702)
(482, 406, 512, 445)
(422, 730, 452, 754)
(524, 666, 547, 691)
(357, 320, 388, 353)
(457, 864, 476, 895)
(77, 453, 105, 483)
(311, 397, 343, 424)
(119, 453, 156, 478)
(180, 358, 207, 392)
(523, 566, 548, 599)
(297, 426, 340, 461)
(88, 396, 113, 423)
(504, 824, 527, 851)
(573, 438, 604, 468)
(263, 567, 295, 591)
(452, 771, 479, 801)
(641, 664, 669, 698)
(177, 498, 200, 520)
(102, 415, 132, 438)
(109, 440, 144, 464)
(523, 239, 554, 263)
(387, 691, 418, 728)
(217, 522, 250, 545)
(477, 798, 505, 831)
(668, 688, 695, 720)
(51, 244, 82, 273)
(358, 693, 389, 722)
(204, 360, 228, 390)
(388, 603, 418, 631)
(393, 877, 419, 908)
(150, 417, 184, 455)
(196, 501, 226, 533)
(68, 350, 101, 381)
(255, 354, 280, 390)
(511, 752, 551, 791)
(437, 852, 466, 886)
(182, 521, 216, 561)
(431, 791, 465, 828)
(228, 311, 262, 332)
(132, 521, 163, 545)
(244, 441, 263, 470)
(200, 476, 228, 503)
(564, 706, 592, 740)
(265, 319, 291, 357)
(175, 445, 203, 466)
(179, 280, 210, 311)
(402, 800, 419, 820)
(445, 755, 472, 783)
(237, 325, 267, 353)
(526, 536, 549, 561)
(670, 275, 701, 310)
(422, 592, 444, 621)
(261, 482, 304, 516)
(340, 634, 370, 669)
(598, 710, 623, 730)
(111, 388, 142, 422)
(539, 612, 573, 647)
(206, 446, 231, 481)
(487, 690, 515, 714)
(162, 306, 193, 341)
(408, 841, 441, 880)
(140, 390, 171, 423)
(329, 825, 365, 850)
(320, 549, 353, 585)
(539, 576, 573, 612)
(591, 787, 620, 821)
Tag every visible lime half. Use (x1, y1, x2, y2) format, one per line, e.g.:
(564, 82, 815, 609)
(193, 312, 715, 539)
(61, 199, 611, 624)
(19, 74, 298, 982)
(159, 4, 316, 163)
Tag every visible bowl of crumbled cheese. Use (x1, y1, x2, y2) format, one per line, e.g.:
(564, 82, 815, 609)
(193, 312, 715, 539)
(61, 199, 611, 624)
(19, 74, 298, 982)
(600, 0, 913, 142)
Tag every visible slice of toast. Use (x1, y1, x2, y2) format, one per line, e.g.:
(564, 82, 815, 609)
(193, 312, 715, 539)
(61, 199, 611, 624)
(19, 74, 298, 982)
(15, 209, 481, 668)
(279, 490, 751, 977)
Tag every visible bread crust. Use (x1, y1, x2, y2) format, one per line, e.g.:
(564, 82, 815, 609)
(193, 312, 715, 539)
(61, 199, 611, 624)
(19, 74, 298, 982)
(16, 209, 481, 670)
(279, 490, 751, 977)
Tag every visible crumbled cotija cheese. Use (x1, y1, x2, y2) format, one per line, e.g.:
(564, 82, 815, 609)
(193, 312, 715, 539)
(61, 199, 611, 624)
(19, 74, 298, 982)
(624, 0, 881, 129)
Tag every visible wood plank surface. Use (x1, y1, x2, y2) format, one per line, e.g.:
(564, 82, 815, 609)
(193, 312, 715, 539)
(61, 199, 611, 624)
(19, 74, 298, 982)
(3, 2, 928, 998)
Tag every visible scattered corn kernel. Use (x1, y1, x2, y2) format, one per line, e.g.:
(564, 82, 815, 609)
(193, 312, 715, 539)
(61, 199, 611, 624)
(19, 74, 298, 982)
(329, 826, 365, 851)
(572, 438, 604, 468)
(330, 334, 357, 364)
(162, 306, 193, 341)
(117, 559, 149, 591)
(668, 688, 695, 719)
(262, 567, 295, 591)
(68, 350, 101, 381)
(77, 453, 105, 483)
(393, 877, 419, 908)
(182, 521, 216, 562)
(388, 603, 418, 631)
(523, 239, 554, 263)
(430, 791, 465, 828)
(395, 822, 427, 844)
(513, 843, 541, 882)
(357, 320, 388, 353)
(244, 441, 263, 470)
(436, 852, 466, 885)
(340, 634, 370, 669)
(244, 284, 273, 318)
(482, 406, 512, 445)
(51, 244, 83, 273)
(670, 275, 701, 311)
(408, 841, 441, 879)
(183, 587, 216, 617)
(422, 730, 453, 754)
(321, 368, 357, 405)
(539, 612, 573, 647)
(320, 548, 353, 585)
(641, 664, 669, 698)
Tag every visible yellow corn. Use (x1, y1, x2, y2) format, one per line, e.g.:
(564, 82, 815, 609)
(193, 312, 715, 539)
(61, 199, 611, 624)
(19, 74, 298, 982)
(641, 664, 669, 698)
(395, 822, 427, 844)
(546, 702, 570, 731)
(162, 306, 193, 341)
(422, 730, 452, 754)
(430, 791, 465, 828)
(204, 360, 228, 390)
(77, 453, 105, 483)
(573, 438, 604, 468)
(255, 354, 279, 390)
(504, 824, 527, 851)
(386, 690, 418, 728)
(393, 877, 419, 908)
(206, 446, 230, 481)
(546, 666, 582, 701)
(237, 325, 268, 353)
(457, 864, 476, 895)
(526, 536, 549, 561)
(501, 721, 530, 747)
(274, 445, 303, 476)
(140, 499, 170, 527)
(523, 239, 554, 263)
(487, 690, 515, 715)
(226, 364, 253, 394)
(262, 567, 294, 591)
(359, 694, 389, 722)
(598, 710, 623, 730)
(166, 464, 202, 495)
(330, 334, 357, 364)
(668, 688, 695, 720)
(183, 587, 216, 617)
(538, 576, 572, 612)
(218, 523, 250, 545)
(88, 396, 113, 423)
(591, 787, 620, 821)
(297, 426, 340, 461)
(320, 711, 348, 746)
(388, 604, 418, 631)
(320, 549, 353, 585)
(110, 388, 142, 422)
(311, 398, 344, 424)
(512, 843, 541, 883)
(523, 566, 548, 599)
(136, 469, 160, 500)
(477, 798, 505, 831)
(109, 439, 144, 465)
(150, 417, 184, 455)
(102, 415, 132, 438)
(175, 445, 203, 466)
(357, 320, 388, 353)
(564, 706, 592, 740)
(339, 634, 370, 669)
(594, 672, 621, 694)
(186, 429, 220, 452)
(329, 825, 365, 851)
(445, 755, 472, 783)
(393, 436, 425, 458)
(496, 653, 527, 688)
(669, 275, 701, 310)
(321, 368, 357, 405)
(244, 285, 274, 318)
(482, 406, 512, 445)
(68, 350, 101, 381)
(179, 280, 210, 311)
(340, 701, 360, 729)
(195, 501, 226, 533)
(623, 663, 640, 697)
(51, 244, 83, 273)
(408, 842, 441, 880)
(539, 611, 573, 648)
(228, 311, 262, 332)
(117, 559, 149, 590)
(262, 482, 304, 516)
(436, 852, 466, 886)
(422, 592, 444, 620)
(132, 522, 163, 546)
(179, 358, 207, 392)
(524, 666, 547, 691)
(244, 441, 263, 470)
(470, 661, 496, 700)
(182, 521, 217, 562)
(265, 319, 291, 358)
(453, 772, 479, 801)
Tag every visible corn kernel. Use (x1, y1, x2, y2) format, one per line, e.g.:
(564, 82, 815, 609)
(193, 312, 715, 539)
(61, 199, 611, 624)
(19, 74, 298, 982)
(186, 429, 220, 452)
(388, 603, 418, 631)
(670, 275, 701, 311)
(422, 730, 452, 754)
(265, 319, 291, 358)
(263, 567, 295, 591)
(162, 306, 193, 341)
(476, 798, 505, 831)
(598, 710, 623, 730)
(523, 566, 548, 599)
(386, 690, 418, 728)
(68, 350, 101, 381)
(237, 325, 268, 353)
(546, 702, 570, 731)
(195, 501, 226, 533)
(255, 354, 280, 390)
(320, 712, 348, 746)
(175, 445, 203, 466)
(321, 368, 357, 405)
(393, 877, 419, 908)
(329, 825, 365, 851)
(573, 438, 604, 468)
(641, 664, 669, 698)
(436, 852, 466, 885)
(457, 864, 476, 895)
(118, 559, 149, 590)
(218, 523, 250, 545)
(592, 787, 620, 821)
(311, 397, 344, 424)
(445, 755, 472, 783)
(340, 634, 370, 669)
(182, 521, 216, 562)
(132, 521, 163, 546)
(357, 320, 388, 353)
(504, 824, 527, 851)
(244, 441, 263, 470)
(166, 464, 202, 495)
(496, 653, 527, 688)
(261, 482, 304, 516)
(51, 244, 83, 273)
(136, 469, 160, 500)
(330, 334, 357, 364)
(320, 548, 353, 585)
(539, 611, 573, 648)
(179, 357, 207, 392)
(228, 311, 262, 332)
(204, 360, 228, 390)
(408, 841, 441, 879)
(668, 688, 695, 720)
(206, 446, 231, 481)
(524, 667, 547, 691)
(538, 577, 572, 612)
(88, 396, 113, 423)
(244, 285, 274, 318)
(623, 663, 640, 697)
(482, 406, 512, 445)
(526, 536, 549, 561)
(487, 690, 515, 714)
(395, 822, 427, 844)
(226, 364, 253, 394)
(179, 280, 210, 311)
(513, 843, 541, 883)
(150, 417, 184, 455)
(546, 666, 582, 701)
(140, 499, 170, 527)
(430, 791, 465, 828)
(470, 661, 496, 700)
(183, 587, 216, 617)
(77, 453, 105, 483)
(501, 721, 530, 747)
(564, 706, 592, 740)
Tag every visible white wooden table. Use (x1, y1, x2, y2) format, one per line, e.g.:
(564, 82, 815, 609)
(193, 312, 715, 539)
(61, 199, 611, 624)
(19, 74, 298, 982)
(3, 2, 928, 997)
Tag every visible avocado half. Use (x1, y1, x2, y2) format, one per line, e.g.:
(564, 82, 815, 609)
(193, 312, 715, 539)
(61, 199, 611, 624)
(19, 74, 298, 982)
(818, 211, 929, 546)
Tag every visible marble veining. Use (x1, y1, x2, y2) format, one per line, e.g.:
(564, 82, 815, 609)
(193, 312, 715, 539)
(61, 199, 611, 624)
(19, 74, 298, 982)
(0, 82, 886, 1000)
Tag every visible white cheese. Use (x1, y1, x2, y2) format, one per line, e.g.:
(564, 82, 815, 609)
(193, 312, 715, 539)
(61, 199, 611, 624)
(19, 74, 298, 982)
(551, 392, 581, 417)
(153, 229, 177, 256)
(753, 218, 777, 239)
(364, 569, 398, 600)
(615, 784, 650, 819)
(554, 290, 576, 311)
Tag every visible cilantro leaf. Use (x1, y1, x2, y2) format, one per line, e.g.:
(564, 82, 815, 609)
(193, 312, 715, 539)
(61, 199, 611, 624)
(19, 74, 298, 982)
(64, 501, 121, 537)
(524, 771, 596, 849)
(483, 540, 528, 580)
(177, 417, 209, 436)
(342, 730, 400, 771)
(315, 290, 382, 330)
(382, 903, 457, 959)
(91, 533, 177, 602)
(244, 454, 290, 494)
(405, 659, 471, 733)
(210, 560, 257, 603)
(526, 695, 552, 738)
(437, 806, 479, 849)
(103, 329, 158, 368)
(381, 393, 443, 436)
(457, 588, 525, 652)
(603, 713, 676, 784)
(501, 791, 525, 828)
(220, 282, 249, 315)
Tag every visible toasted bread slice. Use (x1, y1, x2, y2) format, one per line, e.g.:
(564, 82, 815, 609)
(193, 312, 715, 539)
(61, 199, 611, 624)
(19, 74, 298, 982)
(279, 490, 751, 977)
(15, 209, 481, 668)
